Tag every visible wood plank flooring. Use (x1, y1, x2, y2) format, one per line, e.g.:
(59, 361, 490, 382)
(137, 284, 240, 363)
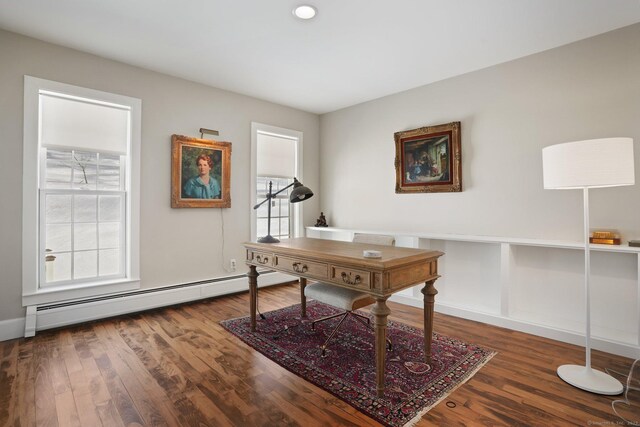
(0, 283, 635, 426)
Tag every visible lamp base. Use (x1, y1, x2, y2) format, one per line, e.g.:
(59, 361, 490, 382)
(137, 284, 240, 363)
(557, 364, 623, 395)
(257, 235, 280, 244)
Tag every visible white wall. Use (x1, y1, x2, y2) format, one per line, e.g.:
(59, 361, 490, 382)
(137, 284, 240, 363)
(0, 29, 320, 322)
(319, 24, 640, 242)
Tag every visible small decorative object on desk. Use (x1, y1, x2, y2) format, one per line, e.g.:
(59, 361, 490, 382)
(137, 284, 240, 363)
(629, 240, 640, 247)
(315, 212, 328, 227)
(363, 250, 382, 258)
(589, 230, 621, 245)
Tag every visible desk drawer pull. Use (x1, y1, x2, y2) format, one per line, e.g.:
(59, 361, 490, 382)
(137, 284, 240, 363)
(256, 255, 269, 265)
(292, 262, 308, 273)
(341, 272, 361, 285)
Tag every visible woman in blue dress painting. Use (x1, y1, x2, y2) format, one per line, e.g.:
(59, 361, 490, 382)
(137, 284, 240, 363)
(183, 154, 221, 199)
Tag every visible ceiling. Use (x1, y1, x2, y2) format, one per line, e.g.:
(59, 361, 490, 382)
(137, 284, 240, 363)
(1, 1, 639, 114)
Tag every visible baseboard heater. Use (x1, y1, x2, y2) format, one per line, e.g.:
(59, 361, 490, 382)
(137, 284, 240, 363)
(37, 272, 252, 311)
(25, 270, 294, 337)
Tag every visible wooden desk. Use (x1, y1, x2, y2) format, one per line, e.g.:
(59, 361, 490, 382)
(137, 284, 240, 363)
(244, 237, 443, 396)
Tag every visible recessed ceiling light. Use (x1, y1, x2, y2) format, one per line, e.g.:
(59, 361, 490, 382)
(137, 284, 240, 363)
(293, 5, 317, 20)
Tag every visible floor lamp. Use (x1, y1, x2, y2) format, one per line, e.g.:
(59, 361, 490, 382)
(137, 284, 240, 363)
(543, 137, 635, 395)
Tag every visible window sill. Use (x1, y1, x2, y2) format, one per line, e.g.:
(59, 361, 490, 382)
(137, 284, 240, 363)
(22, 278, 141, 307)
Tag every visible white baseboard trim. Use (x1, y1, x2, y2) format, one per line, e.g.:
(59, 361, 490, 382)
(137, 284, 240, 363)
(389, 294, 640, 360)
(0, 317, 26, 342)
(0, 271, 295, 342)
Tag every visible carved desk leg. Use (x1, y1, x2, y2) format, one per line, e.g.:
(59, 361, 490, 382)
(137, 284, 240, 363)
(248, 265, 259, 332)
(371, 297, 391, 397)
(421, 279, 438, 363)
(299, 277, 307, 318)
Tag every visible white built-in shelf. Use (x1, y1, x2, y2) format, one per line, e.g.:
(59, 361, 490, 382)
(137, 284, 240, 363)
(307, 226, 640, 253)
(306, 226, 640, 359)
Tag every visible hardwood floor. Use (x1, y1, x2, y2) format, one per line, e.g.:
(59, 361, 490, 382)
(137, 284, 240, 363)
(0, 283, 634, 426)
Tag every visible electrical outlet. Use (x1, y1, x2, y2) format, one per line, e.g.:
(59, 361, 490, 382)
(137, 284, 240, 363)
(230, 259, 237, 271)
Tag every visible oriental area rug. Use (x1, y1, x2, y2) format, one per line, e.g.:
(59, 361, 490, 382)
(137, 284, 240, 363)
(220, 301, 496, 427)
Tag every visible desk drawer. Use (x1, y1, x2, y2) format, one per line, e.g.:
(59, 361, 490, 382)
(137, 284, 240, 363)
(247, 250, 273, 267)
(329, 265, 371, 290)
(274, 256, 328, 278)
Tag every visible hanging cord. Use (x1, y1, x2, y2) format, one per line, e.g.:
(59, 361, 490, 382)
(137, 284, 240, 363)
(610, 359, 640, 426)
(605, 366, 640, 392)
(220, 209, 228, 272)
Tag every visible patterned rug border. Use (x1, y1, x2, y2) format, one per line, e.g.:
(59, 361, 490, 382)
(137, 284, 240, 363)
(220, 302, 496, 427)
(403, 350, 494, 427)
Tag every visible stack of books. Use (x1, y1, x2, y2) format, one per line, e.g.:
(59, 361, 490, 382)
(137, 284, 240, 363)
(589, 231, 621, 245)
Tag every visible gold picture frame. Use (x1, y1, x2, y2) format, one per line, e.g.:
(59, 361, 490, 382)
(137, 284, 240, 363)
(394, 121, 461, 193)
(171, 134, 231, 208)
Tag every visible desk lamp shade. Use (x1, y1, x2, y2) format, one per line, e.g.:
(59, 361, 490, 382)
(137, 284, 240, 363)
(290, 180, 313, 202)
(543, 137, 634, 189)
(542, 137, 634, 396)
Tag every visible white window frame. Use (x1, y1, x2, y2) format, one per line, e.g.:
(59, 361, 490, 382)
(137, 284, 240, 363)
(22, 76, 141, 306)
(250, 122, 304, 242)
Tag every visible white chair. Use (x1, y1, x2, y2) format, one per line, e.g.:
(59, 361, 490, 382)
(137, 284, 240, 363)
(304, 233, 395, 356)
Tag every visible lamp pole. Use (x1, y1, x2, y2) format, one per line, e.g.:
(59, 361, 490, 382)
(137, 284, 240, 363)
(583, 187, 592, 372)
(255, 180, 285, 244)
(253, 178, 313, 244)
(265, 181, 275, 242)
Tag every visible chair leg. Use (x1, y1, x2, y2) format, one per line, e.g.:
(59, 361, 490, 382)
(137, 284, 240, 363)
(351, 312, 393, 351)
(351, 311, 370, 324)
(319, 312, 349, 357)
(311, 310, 392, 356)
(311, 311, 348, 330)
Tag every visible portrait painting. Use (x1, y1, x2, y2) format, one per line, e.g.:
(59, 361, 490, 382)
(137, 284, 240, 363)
(394, 121, 461, 193)
(171, 134, 231, 208)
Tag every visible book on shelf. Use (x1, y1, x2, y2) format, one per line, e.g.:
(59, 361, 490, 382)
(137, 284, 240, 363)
(589, 237, 621, 245)
(589, 230, 620, 245)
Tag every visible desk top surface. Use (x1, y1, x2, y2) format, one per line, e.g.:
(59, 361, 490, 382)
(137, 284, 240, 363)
(244, 237, 442, 270)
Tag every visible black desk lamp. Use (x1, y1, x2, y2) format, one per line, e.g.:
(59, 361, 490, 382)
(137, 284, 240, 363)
(253, 178, 313, 243)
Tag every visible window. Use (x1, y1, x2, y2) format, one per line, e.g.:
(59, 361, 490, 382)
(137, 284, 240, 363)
(251, 123, 303, 242)
(23, 76, 141, 305)
(41, 148, 125, 284)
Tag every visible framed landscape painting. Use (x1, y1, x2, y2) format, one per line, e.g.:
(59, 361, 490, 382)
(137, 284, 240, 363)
(171, 134, 231, 208)
(394, 121, 461, 193)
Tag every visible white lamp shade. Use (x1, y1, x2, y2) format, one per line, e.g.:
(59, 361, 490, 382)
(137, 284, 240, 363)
(543, 137, 635, 189)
